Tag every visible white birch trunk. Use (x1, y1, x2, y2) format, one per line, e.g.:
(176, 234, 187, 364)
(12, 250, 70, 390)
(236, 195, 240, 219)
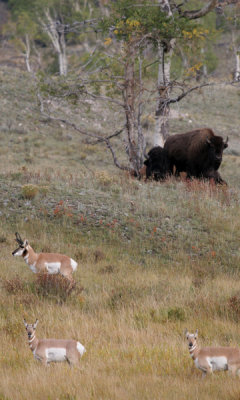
(154, 0, 175, 147)
(201, 47, 207, 78)
(231, 16, 240, 81)
(24, 34, 32, 73)
(235, 50, 240, 81)
(40, 9, 68, 76)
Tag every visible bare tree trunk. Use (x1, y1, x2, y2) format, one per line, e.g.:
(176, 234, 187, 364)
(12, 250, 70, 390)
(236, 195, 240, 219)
(24, 34, 32, 73)
(154, 0, 175, 147)
(122, 43, 145, 175)
(59, 31, 67, 76)
(154, 43, 167, 147)
(201, 47, 207, 78)
(235, 50, 240, 81)
(232, 27, 240, 81)
(40, 9, 68, 76)
(124, 44, 138, 172)
(137, 53, 145, 166)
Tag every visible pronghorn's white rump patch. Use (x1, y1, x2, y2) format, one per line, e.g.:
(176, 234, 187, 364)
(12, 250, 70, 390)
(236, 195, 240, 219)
(46, 347, 67, 362)
(206, 356, 228, 371)
(77, 342, 86, 356)
(45, 262, 61, 274)
(70, 259, 78, 272)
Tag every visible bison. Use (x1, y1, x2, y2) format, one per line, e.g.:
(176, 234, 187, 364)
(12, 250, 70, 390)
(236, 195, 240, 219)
(144, 146, 171, 181)
(164, 128, 228, 184)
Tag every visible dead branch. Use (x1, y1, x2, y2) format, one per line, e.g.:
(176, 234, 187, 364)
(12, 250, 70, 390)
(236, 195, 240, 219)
(178, 0, 218, 19)
(40, 113, 128, 171)
(167, 80, 240, 105)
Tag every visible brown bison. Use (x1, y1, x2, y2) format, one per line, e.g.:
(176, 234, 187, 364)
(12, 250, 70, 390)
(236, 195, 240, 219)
(144, 146, 171, 181)
(164, 128, 228, 184)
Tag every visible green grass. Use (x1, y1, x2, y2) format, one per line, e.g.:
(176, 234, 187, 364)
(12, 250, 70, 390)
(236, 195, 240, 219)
(0, 66, 240, 399)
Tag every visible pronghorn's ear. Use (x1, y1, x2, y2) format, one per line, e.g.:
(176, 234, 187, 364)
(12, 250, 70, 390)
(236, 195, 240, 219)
(185, 329, 189, 338)
(195, 329, 198, 338)
(24, 240, 29, 247)
(23, 319, 28, 327)
(33, 319, 39, 329)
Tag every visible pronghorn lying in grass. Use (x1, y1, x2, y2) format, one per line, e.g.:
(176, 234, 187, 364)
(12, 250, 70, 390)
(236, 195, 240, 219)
(24, 319, 86, 365)
(185, 329, 240, 377)
(12, 233, 77, 282)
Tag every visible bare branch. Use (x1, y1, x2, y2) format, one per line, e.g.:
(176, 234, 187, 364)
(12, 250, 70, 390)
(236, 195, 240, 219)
(106, 139, 130, 171)
(40, 113, 128, 171)
(94, 126, 126, 143)
(167, 80, 240, 105)
(83, 90, 125, 107)
(178, 0, 218, 19)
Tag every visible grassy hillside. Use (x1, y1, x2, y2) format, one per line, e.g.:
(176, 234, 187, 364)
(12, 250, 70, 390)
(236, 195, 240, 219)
(0, 66, 240, 399)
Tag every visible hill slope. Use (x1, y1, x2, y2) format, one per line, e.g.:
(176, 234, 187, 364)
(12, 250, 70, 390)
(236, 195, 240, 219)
(0, 66, 240, 399)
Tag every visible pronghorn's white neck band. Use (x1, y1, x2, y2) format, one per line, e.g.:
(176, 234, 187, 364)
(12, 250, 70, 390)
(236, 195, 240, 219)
(28, 334, 35, 343)
(189, 344, 197, 353)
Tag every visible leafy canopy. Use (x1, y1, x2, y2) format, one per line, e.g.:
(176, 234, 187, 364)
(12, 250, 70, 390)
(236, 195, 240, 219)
(100, 0, 193, 44)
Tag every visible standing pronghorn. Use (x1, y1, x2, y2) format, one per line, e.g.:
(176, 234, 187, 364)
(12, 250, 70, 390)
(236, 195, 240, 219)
(185, 329, 240, 376)
(23, 319, 86, 365)
(12, 233, 78, 282)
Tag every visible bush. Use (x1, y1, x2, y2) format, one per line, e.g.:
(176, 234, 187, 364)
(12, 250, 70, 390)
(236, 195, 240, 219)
(21, 184, 39, 199)
(228, 293, 240, 322)
(1, 275, 25, 295)
(167, 307, 186, 322)
(34, 273, 82, 303)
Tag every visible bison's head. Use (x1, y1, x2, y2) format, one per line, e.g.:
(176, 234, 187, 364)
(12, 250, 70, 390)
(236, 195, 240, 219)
(206, 136, 228, 169)
(144, 147, 171, 181)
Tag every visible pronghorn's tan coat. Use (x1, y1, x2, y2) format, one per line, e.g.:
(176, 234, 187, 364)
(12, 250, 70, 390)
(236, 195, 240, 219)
(24, 319, 86, 365)
(186, 329, 240, 376)
(12, 233, 77, 281)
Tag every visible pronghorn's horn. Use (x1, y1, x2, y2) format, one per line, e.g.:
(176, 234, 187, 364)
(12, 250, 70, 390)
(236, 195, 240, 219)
(33, 319, 39, 329)
(15, 232, 24, 246)
(195, 329, 198, 338)
(23, 319, 28, 327)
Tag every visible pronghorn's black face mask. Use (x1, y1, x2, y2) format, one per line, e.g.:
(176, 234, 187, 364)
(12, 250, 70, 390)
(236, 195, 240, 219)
(12, 232, 28, 257)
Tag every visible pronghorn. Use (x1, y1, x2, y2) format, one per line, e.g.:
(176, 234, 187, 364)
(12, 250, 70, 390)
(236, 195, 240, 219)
(23, 319, 86, 365)
(185, 329, 240, 376)
(12, 232, 77, 282)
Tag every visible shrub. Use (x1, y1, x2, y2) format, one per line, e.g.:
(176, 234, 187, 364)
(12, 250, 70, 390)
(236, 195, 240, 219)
(228, 293, 240, 322)
(21, 184, 39, 199)
(1, 275, 25, 295)
(34, 273, 82, 303)
(95, 171, 113, 186)
(167, 307, 186, 322)
(94, 249, 106, 263)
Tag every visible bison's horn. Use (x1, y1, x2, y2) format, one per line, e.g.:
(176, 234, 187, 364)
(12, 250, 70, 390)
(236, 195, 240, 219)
(206, 138, 211, 145)
(15, 232, 24, 246)
(225, 136, 228, 144)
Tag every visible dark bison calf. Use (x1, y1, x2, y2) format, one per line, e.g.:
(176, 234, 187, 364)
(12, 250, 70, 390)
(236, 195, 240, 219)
(144, 146, 171, 181)
(164, 128, 228, 184)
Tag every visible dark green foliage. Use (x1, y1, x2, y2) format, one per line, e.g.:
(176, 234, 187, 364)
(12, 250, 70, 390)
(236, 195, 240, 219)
(99, 0, 192, 45)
